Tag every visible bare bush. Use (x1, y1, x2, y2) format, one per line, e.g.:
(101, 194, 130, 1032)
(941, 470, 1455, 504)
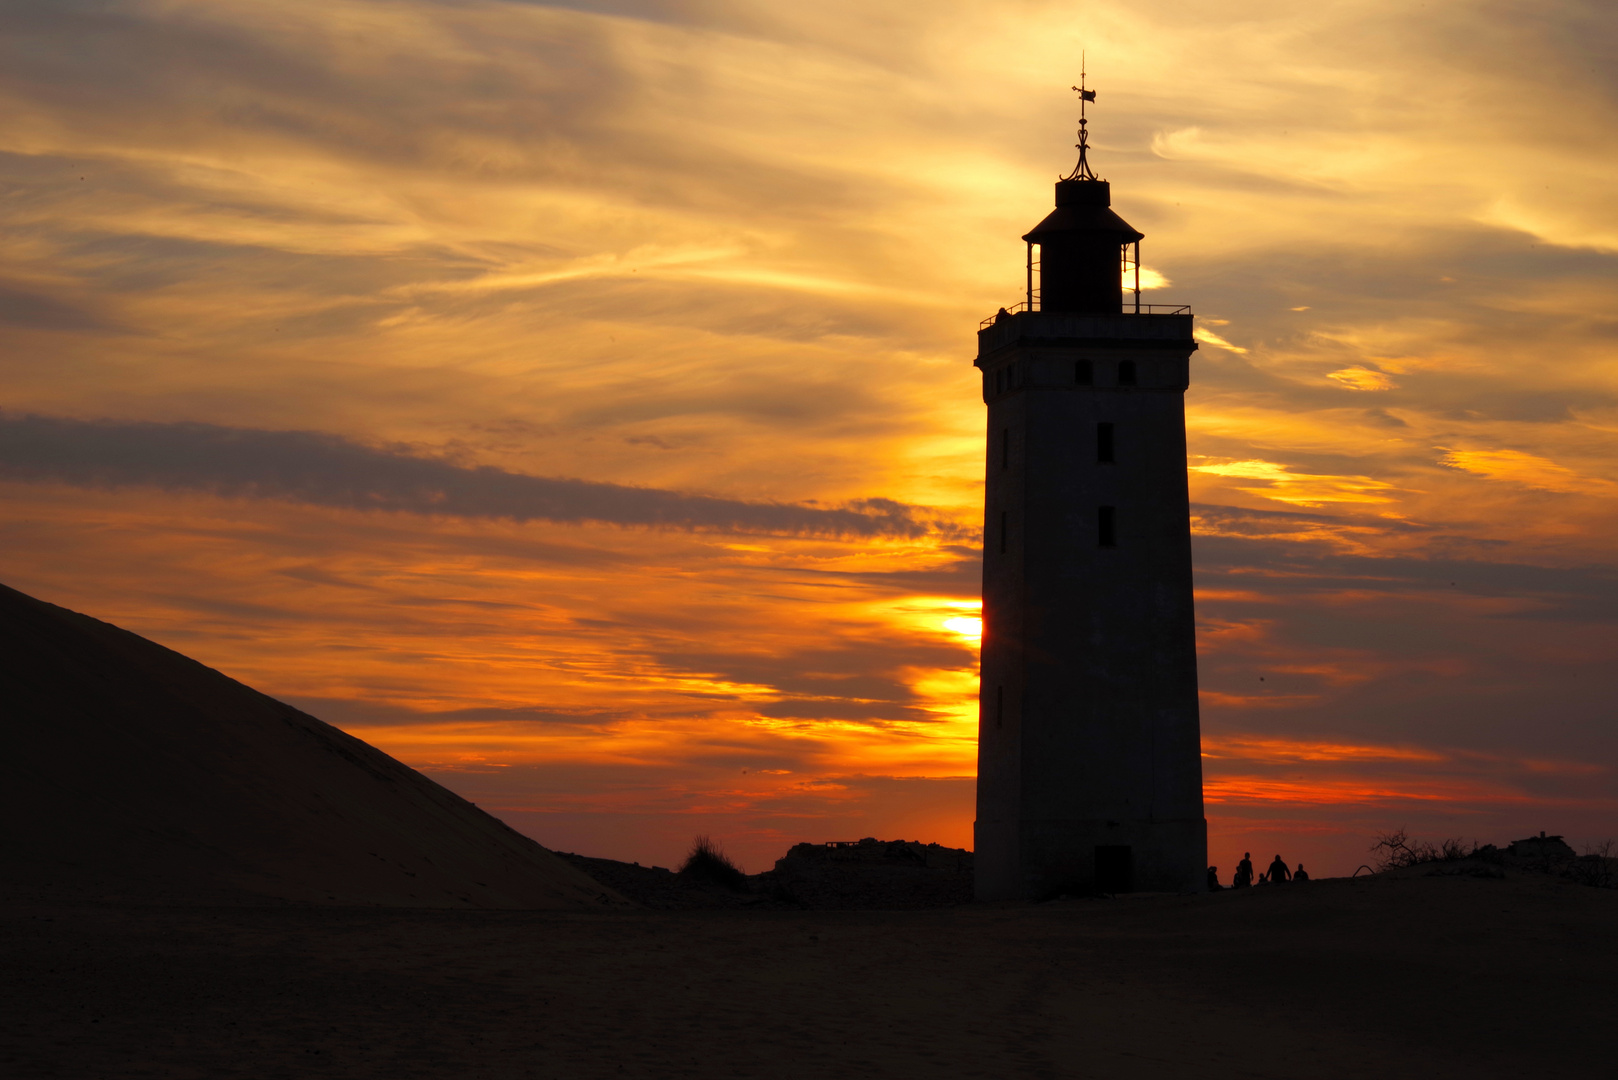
(1370, 829, 1476, 871)
(1439, 837, 1471, 861)
(1371, 828, 1432, 871)
(1370, 832, 1616, 887)
(1564, 840, 1618, 889)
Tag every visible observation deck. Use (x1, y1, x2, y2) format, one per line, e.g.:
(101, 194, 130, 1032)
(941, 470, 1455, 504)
(976, 305, 1196, 361)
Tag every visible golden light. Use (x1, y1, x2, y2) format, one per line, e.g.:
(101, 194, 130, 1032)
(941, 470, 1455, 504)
(1123, 267, 1171, 290)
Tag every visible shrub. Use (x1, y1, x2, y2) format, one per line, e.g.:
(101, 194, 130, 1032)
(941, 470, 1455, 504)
(1564, 840, 1617, 889)
(1439, 837, 1471, 861)
(1370, 829, 1477, 871)
(678, 835, 748, 891)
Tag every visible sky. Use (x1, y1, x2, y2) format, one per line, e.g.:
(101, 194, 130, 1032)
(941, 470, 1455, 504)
(3, 0, 1617, 876)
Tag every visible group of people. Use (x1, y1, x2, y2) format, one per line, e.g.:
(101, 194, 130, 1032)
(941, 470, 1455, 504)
(1206, 852, 1308, 891)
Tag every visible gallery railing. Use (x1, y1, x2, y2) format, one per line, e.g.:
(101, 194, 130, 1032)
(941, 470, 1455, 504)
(979, 301, 1192, 330)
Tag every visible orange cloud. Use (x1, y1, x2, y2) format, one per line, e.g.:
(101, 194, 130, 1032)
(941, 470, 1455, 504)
(1188, 459, 1402, 507)
(1203, 776, 1479, 807)
(1438, 448, 1617, 495)
(1202, 735, 1445, 765)
(1325, 367, 1397, 391)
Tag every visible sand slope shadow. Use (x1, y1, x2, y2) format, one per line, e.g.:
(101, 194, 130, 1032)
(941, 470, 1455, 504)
(0, 583, 626, 910)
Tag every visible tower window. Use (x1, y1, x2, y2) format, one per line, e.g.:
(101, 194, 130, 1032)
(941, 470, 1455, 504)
(1001, 427, 1009, 470)
(1075, 359, 1093, 386)
(1000, 510, 1008, 554)
(995, 685, 1004, 729)
(1098, 505, 1116, 548)
(1118, 360, 1137, 386)
(1097, 422, 1114, 464)
(995, 369, 1003, 394)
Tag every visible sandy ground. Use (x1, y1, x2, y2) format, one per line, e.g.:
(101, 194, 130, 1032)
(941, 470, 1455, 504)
(4, 870, 1613, 1079)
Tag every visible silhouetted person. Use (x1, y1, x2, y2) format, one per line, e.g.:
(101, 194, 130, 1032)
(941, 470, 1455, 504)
(1234, 853, 1254, 888)
(1207, 866, 1222, 891)
(1294, 863, 1309, 882)
(1267, 854, 1290, 884)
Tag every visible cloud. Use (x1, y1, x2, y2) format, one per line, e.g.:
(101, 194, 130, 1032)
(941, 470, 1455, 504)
(1188, 458, 1402, 507)
(1201, 735, 1446, 765)
(0, 412, 954, 538)
(1326, 367, 1397, 391)
(0, 284, 124, 333)
(1193, 326, 1247, 354)
(1438, 447, 1617, 495)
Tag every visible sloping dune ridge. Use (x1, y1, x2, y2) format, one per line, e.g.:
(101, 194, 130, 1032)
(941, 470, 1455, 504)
(0, 583, 624, 909)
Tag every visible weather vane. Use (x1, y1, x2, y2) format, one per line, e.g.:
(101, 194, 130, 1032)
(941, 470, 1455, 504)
(1062, 53, 1100, 181)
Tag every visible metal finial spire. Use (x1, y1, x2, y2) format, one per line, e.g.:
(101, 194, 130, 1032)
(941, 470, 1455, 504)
(1062, 54, 1100, 181)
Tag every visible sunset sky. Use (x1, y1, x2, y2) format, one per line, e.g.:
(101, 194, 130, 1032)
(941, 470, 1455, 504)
(4, 0, 1616, 875)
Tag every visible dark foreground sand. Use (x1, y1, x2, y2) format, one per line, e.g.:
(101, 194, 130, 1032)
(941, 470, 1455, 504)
(5, 869, 1614, 1079)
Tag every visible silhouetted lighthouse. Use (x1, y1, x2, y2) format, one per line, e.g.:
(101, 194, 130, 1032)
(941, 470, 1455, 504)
(973, 79, 1205, 899)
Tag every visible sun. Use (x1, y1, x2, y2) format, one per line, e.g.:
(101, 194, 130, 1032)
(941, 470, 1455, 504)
(941, 615, 982, 646)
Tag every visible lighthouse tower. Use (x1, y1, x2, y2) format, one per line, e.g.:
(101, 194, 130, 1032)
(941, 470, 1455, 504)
(973, 81, 1205, 899)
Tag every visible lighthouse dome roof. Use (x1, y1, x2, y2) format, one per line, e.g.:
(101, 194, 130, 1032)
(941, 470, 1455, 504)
(1022, 179, 1144, 244)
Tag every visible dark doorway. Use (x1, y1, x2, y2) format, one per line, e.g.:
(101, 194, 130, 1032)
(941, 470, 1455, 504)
(1095, 845, 1133, 893)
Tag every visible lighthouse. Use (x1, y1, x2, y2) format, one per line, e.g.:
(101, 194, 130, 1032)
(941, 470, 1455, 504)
(973, 79, 1206, 899)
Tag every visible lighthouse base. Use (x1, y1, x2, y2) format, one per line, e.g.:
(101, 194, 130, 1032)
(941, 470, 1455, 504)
(973, 816, 1207, 900)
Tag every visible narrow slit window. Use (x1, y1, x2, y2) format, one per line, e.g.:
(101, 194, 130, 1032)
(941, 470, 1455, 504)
(1075, 359, 1093, 385)
(1001, 427, 1009, 470)
(1000, 510, 1008, 554)
(1098, 505, 1117, 548)
(1118, 360, 1137, 386)
(1097, 422, 1115, 464)
(995, 685, 1004, 729)
(995, 369, 1003, 394)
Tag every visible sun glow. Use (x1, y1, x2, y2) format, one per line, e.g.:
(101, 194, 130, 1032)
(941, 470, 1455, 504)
(1124, 267, 1171, 290)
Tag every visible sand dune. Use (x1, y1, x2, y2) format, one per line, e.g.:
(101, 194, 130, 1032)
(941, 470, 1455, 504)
(0, 583, 625, 909)
(4, 871, 1614, 1077)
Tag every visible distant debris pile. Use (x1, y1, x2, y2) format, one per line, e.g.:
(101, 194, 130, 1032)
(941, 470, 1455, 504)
(1505, 831, 1577, 863)
(679, 835, 749, 892)
(1369, 827, 1614, 889)
(760, 838, 974, 909)
(555, 853, 762, 911)
(560, 837, 975, 910)
(1500, 832, 1614, 887)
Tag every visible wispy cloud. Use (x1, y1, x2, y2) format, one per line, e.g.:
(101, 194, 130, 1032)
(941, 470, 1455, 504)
(1326, 367, 1397, 391)
(0, 412, 957, 538)
(1438, 447, 1617, 495)
(1188, 458, 1403, 507)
